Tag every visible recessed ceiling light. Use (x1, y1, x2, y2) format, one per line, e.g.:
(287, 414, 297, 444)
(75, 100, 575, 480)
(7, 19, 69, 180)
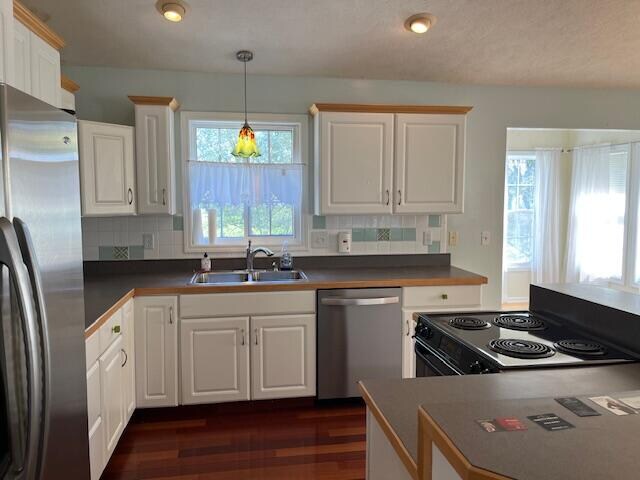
(404, 13, 436, 34)
(156, 1, 187, 22)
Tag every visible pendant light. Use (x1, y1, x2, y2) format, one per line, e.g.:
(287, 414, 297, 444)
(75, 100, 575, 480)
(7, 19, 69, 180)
(231, 50, 261, 158)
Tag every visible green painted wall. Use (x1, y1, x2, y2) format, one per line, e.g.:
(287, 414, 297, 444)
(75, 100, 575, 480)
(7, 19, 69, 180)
(64, 65, 640, 308)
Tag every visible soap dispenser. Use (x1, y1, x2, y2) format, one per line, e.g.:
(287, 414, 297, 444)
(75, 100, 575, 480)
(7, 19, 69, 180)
(279, 241, 293, 271)
(201, 252, 212, 272)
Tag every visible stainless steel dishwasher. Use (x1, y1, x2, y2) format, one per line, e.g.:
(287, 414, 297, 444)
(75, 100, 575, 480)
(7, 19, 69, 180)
(317, 288, 402, 399)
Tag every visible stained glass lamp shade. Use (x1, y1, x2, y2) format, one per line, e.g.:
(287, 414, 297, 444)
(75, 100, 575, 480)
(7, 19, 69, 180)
(232, 50, 261, 158)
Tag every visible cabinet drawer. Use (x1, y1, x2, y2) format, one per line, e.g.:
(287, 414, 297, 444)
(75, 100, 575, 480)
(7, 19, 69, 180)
(99, 308, 123, 353)
(180, 291, 316, 318)
(403, 285, 481, 309)
(85, 332, 101, 368)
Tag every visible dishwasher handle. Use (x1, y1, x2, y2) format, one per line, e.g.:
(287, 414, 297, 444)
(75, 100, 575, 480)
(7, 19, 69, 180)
(320, 296, 400, 306)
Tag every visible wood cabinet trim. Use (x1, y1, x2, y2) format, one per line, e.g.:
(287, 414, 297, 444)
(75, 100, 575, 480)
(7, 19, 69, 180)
(418, 407, 512, 480)
(128, 95, 180, 111)
(61, 74, 80, 92)
(13, 0, 65, 50)
(309, 103, 473, 115)
(359, 382, 418, 480)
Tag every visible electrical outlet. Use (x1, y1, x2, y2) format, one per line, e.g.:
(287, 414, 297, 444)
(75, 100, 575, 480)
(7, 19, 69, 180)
(481, 231, 490, 246)
(423, 230, 433, 246)
(448, 231, 459, 247)
(311, 230, 328, 249)
(142, 233, 155, 249)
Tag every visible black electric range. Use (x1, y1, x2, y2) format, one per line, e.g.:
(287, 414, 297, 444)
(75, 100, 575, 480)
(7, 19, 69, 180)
(414, 311, 638, 376)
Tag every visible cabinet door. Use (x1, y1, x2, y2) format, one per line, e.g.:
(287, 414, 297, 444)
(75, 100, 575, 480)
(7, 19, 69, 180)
(181, 316, 250, 404)
(317, 112, 393, 214)
(251, 314, 316, 400)
(29, 33, 61, 107)
(12, 20, 30, 93)
(79, 121, 136, 216)
(99, 336, 124, 459)
(134, 296, 178, 408)
(134, 104, 176, 214)
(122, 300, 136, 421)
(401, 311, 416, 379)
(394, 114, 465, 213)
(86, 361, 105, 480)
(0, 0, 13, 84)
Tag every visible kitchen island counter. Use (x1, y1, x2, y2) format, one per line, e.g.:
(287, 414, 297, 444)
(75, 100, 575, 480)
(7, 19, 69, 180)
(359, 363, 640, 479)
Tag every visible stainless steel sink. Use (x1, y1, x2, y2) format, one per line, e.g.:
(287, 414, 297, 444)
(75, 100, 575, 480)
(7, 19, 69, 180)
(252, 270, 307, 282)
(190, 269, 307, 284)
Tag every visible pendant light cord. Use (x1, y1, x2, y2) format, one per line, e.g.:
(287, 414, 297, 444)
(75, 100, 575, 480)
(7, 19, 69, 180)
(243, 60, 248, 124)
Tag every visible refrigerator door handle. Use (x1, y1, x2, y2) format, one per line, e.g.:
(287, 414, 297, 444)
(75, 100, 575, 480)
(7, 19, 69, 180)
(0, 218, 43, 480)
(14, 218, 50, 478)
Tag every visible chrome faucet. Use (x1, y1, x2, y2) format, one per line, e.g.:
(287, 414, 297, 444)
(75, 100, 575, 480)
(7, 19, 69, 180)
(245, 240, 274, 272)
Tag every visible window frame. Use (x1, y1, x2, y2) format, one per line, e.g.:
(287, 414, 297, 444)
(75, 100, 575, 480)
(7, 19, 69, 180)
(181, 111, 309, 254)
(503, 151, 536, 271)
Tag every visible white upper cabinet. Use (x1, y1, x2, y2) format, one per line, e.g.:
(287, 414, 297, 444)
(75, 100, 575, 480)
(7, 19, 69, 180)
(314, 111, 394, 214)
(0, 0, 14, 84)
(134, 296, 179, 408)
(130, 97, 178, 215)
(394, 114, 466, 213)
(12, 19, 29, 92)
(29, 32, 61, 107)
(79, 120, 137, 216)
(311, 104, 471, 215)
(10, 4, 65, 107)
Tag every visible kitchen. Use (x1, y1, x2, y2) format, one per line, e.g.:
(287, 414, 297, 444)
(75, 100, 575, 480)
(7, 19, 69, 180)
(2, 1, 640, 479)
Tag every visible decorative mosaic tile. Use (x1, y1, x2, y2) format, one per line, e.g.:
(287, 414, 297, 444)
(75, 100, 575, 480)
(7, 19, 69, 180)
(172, 216, 184, 231)
(98, 246, 115, 260)
(352, 228, 365, 242)
(428, 241, 441, 254)
(129, 245, 145, 259)
(428, 215, 441, 227)
(113, 246, 129, 260)
(402, 228, 416, 242)
(364, 228, 377, 242)
(390, 228, 403, 241)
(377, 228, 390, 241)
(312, 215, 326, 229)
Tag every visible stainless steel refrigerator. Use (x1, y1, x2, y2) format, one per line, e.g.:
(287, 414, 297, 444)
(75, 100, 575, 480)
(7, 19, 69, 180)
(0, 84, 89, 479)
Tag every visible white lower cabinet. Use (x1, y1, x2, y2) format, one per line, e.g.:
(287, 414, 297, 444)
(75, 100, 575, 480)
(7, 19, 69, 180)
(85, 300, 136, 480)
(251, 314, 316, 400)
(181, 316, 250, 404)
(134, 296, 178, 408)
(100, 336, 125, 458)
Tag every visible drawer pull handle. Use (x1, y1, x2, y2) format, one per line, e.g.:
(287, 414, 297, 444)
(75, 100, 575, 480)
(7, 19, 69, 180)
(441, 294, 448, 300)
(397, 189, 402, 206)
(254, 328, 258, 346)
(169, 306, 173, 324)
(127, 188, 133, 205)
(241, 328, 245, 346)
(112, 325, 121, 334)
(385, 189, 390, 206)
(121, 349, 128, 367)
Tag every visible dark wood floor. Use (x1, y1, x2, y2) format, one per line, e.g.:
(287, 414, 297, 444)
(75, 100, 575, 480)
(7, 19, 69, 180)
(102, 399, 366, 480)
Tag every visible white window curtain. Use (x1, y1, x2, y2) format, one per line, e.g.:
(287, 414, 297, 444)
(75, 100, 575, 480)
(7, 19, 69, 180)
(565, 144, 624, 283)
(532, 148, 563, 284)
(188, 161, 303, 209)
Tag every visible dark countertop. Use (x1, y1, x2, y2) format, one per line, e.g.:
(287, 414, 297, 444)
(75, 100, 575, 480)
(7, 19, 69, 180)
(83, 264, 487, 331)
(359, 363, 640, 477)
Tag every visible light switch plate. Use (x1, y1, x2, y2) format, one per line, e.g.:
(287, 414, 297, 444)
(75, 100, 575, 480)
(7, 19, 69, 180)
(142, 233, 155, 249)
(481, 231, 490, 246)
(311, 230, 328, 249)
(448, 231, 459, 247)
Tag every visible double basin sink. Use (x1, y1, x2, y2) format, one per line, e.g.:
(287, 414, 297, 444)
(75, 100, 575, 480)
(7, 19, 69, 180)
(190, 269, 307, 285)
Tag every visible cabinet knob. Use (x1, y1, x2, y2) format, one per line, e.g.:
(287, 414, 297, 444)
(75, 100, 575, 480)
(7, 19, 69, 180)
(112, 325, 121, 334)
(441, 293, 448, 300)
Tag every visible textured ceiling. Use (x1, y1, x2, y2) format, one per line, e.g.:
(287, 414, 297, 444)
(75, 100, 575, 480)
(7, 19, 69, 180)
(27, 0, 640, 88)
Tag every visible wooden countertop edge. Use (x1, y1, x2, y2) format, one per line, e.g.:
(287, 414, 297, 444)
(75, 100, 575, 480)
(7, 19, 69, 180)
(83, 274, 488, 339)
(418, 407, 512, 480)
(359, 382, 419, 480)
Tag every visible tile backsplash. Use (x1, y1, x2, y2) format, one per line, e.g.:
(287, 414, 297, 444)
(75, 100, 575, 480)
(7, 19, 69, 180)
(82, 214, 446, 261)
